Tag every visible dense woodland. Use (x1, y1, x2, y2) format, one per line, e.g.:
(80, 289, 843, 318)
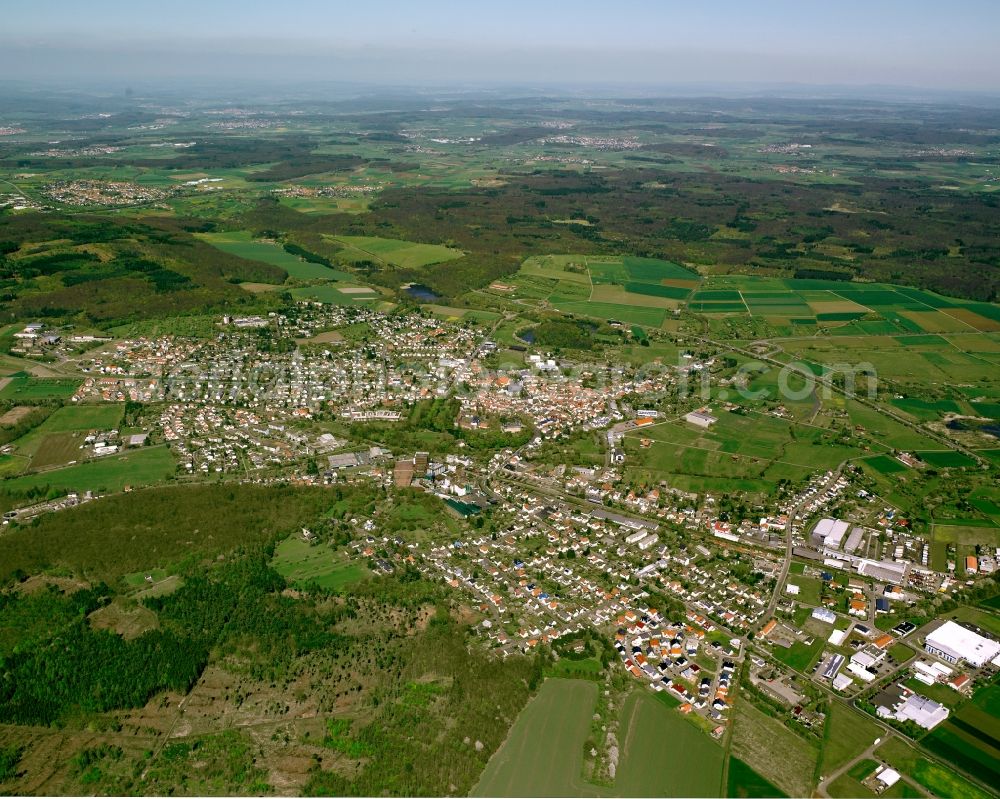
(0, 483, 376, 582)
(0, 214, 287, 324)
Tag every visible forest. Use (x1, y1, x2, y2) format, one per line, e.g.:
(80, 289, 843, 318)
(0, 479, 547, 796)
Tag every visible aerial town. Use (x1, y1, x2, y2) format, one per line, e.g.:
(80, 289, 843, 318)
(6, 304, 998, 766)
(2, 22, 999, 793)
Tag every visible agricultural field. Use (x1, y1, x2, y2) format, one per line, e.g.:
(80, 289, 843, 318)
(7, 402, 127, 470)
(471, 679, 602, 797)
(0, 445, 175, 498)
(622, 407, 864, 497)
(0, 377, 82, 401)
(506, 254, 700, 327)
(777, 333, 1000, 396)
(725, 757, 787, 799)
(612, 691, 724, 798)
(196, 230, 339, 280)
(1, 84, 1000, 799)
(473, 682, 723, 797)
(689, 276, 1000, 335)
(730, 701, 819, 798)
(819, 703, 882, 776)
(287, 284, 384, 306)
(875, 736, 992, 799)
(329, 235, 464, 270)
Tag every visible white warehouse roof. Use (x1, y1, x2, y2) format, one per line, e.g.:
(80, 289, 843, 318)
(814, 517, 850, 549)
(926, 621, 1000, 667)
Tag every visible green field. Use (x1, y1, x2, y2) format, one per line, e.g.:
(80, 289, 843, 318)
(819, 703, 881, 776)
(876, 737, 991, 799)
(827, 773, 876, 799)
(726, 757, 787, 798)
(943, 682, 1000, 783)
(553, 299, 668, 327)
(917, 450, 979, 468)
(888, 642, 914, 662)
(623, 407, 863, 497)
(270, 535, 369, 590)
(773, 638, 825, 672)
(923, 722, 1000, 788)
(613, 691, 723, 797)
(548, 657, 603, 679)
(864, 454, 908, 475)
(473, 682, 723, 797)
(511, 254, 697, 326)
(9, 403, 127, 467)
(471, 679, 603, 797)
(0, 377, 82, 401)
(33, 403, 124, 433)
(786, 574, 823, 606)
(1, 445, 175, 497)
(331, 235, 464, 269)
(682, 275, 1000, 335)
(197, 230, 338, 280)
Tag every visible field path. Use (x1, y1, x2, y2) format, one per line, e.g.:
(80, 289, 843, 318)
(816, 733, 931, 798)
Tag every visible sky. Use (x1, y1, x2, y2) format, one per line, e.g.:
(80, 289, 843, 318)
(2, 0, 999, 92)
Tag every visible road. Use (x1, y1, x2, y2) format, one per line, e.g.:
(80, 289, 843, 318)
(760, 461, 847, 627)
(815, 732, 931, 798)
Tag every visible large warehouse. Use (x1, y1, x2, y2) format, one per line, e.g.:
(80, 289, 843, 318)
(924, 621, 1000, 667)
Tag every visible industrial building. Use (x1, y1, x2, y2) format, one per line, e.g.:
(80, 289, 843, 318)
(924, 620, 1000, 667)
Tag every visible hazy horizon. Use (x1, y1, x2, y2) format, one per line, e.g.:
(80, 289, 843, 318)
(3, 0, 999, 93)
